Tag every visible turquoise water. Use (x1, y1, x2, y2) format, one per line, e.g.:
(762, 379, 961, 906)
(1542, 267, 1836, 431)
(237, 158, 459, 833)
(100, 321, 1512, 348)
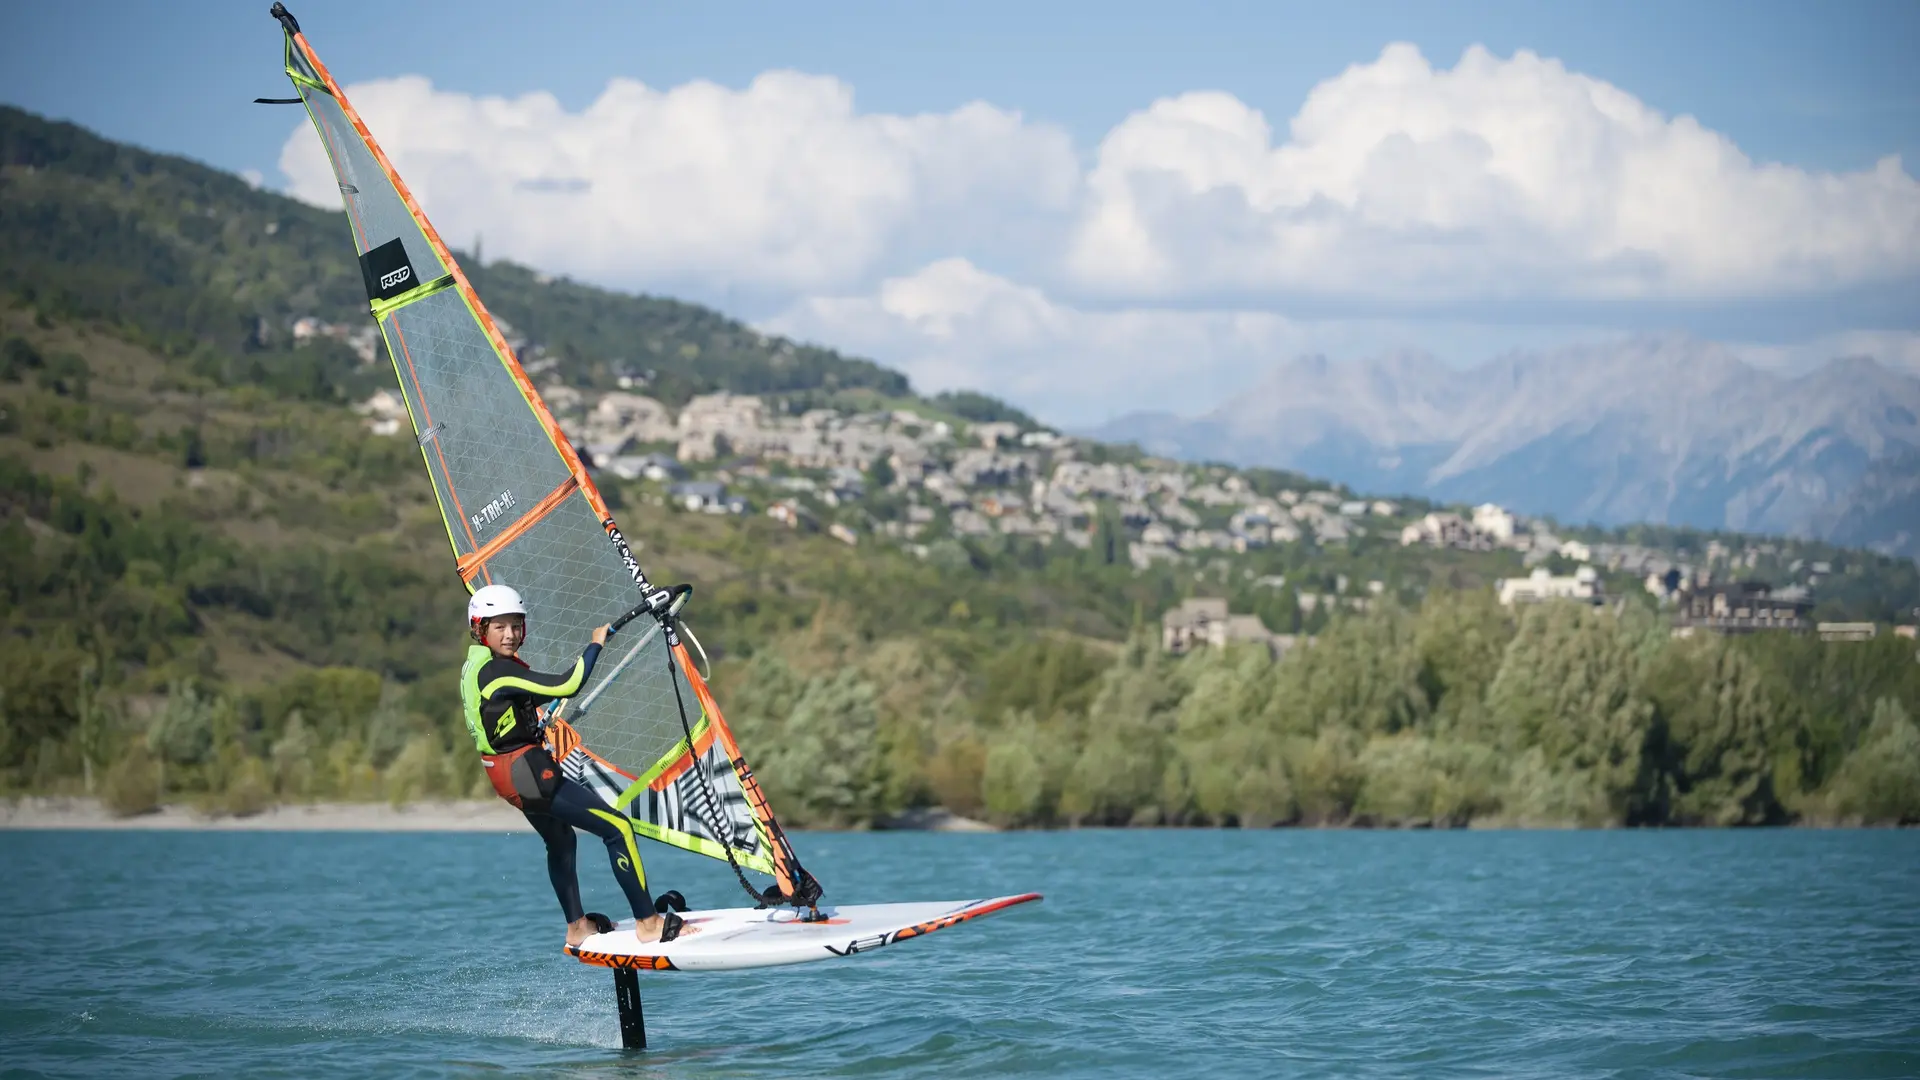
(0, 829, 1915, 1078)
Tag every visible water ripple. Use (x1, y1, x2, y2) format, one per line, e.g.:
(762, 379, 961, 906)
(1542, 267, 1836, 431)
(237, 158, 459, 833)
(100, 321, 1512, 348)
(1, 829, 1916, 1078)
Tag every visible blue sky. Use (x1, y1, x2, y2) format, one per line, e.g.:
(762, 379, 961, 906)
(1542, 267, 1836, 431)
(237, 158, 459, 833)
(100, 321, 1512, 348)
(4, 1, 1916, 180)
(4, 0, 1918, 422)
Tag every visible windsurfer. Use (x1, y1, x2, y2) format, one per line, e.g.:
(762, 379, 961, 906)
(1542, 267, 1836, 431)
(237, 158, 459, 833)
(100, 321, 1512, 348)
(461, 584, 684, 947)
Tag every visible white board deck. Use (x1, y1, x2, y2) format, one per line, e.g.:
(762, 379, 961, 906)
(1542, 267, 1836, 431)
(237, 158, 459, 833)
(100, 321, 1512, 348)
(566, 893, 1042, 972)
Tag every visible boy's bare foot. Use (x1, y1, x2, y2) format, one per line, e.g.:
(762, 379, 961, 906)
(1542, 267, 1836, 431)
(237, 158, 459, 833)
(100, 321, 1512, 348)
(632, 914, 665, 943)
(565, 917, 600, 948)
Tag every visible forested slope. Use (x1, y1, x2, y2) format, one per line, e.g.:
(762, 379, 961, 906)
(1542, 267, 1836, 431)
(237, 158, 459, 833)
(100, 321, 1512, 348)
(2, 103, 1916, 827)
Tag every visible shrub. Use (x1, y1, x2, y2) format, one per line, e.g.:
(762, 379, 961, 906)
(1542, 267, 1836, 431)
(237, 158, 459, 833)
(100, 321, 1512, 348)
(384, 734, 450, 808)
(219, 755, 274, 818)
(100, 744, 162, 817)
(1820, 698, 1920, 824)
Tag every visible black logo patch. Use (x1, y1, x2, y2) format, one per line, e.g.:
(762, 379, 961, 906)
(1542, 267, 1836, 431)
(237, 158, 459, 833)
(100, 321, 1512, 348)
(359, 237, 418, 302)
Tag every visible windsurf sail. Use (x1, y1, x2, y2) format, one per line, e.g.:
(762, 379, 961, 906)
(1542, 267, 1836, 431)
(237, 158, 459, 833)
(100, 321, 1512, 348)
(265, 3, 819, 908)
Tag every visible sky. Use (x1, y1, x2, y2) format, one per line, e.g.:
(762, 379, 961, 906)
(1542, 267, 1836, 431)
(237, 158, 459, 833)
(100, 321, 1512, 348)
(4, 0, 1918, 425)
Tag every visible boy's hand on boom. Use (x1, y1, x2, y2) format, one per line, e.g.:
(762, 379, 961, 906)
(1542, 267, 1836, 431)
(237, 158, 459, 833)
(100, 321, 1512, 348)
(591, 624, 611, 646)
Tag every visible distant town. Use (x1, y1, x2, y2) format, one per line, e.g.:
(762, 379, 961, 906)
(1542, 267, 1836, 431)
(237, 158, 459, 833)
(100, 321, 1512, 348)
(321, 312, 1918, 655)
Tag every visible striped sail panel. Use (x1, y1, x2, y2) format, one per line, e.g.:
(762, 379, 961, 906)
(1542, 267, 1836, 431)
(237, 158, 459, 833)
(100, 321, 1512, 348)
(566, 739, 774, 874)
(277, 16, 786, 888)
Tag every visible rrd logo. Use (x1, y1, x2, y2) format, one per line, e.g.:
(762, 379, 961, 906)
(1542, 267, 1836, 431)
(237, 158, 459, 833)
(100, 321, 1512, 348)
(360, 238, 419, 302)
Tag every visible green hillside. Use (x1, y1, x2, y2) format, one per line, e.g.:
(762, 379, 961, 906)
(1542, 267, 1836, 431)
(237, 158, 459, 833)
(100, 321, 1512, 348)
(2, 103, 1916, 828)
(0, 105, 909, 408)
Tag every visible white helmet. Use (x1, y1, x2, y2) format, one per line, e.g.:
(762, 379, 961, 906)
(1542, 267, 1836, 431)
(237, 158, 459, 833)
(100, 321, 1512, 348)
(468, 584, 527, 624)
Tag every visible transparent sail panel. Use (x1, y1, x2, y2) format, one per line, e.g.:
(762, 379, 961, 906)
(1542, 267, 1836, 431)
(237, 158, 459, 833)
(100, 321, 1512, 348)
(554, 617, 688, 781)
(487, 497, 766, 864)
(297, 79, 446, 278)
(380, 289, 569, 557)
(481, 495, 633, 671)
(284, 33, 323, 89)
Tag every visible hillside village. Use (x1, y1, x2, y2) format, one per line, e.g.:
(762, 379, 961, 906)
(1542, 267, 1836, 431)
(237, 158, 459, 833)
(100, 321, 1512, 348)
(346, 350, 1919, 646)
(357, 380, 1413, 561)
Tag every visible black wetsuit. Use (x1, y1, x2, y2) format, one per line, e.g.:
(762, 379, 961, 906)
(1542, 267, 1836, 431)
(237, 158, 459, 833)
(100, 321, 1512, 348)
(461, 643, 657, 923)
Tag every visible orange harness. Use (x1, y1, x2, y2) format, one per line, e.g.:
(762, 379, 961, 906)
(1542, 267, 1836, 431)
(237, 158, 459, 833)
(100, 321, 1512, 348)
(482, 742, 560, 810)
(481, 718, 582, 810)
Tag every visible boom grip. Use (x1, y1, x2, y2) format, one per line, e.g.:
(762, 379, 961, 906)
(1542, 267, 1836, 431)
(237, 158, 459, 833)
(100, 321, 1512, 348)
(608, 602, 651, 636)
(607, 584, 693, 635)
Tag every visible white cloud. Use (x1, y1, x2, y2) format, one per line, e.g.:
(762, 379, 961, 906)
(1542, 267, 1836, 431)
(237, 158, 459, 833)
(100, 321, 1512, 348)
(280, 48, 1920, 308)
(1732, 330, 1920, 377)
(762, 259, 1608, 425)
(279, 73, 1079, 294)
(278, 49, 1920, 422)
(1068, 43, 1920, 301)
(762, 259, 1304, 422)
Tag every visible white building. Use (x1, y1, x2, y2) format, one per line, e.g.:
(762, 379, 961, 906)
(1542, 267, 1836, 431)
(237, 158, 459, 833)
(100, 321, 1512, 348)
(1497, 567, 1604, 606)
(1401, 512, 1480, 549)
(354, 389, 408, 436)
(1129, 540, 1182, 570)
(971, 421, 1020, 447)
(585, 392, 675, 449)
(676, 392, 769, 461)
(1472, 503, 1517, 542)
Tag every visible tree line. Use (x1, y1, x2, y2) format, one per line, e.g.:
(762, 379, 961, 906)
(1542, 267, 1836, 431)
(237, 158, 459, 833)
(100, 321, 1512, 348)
(724, 591, 1920, 829)
(5, 428, 1917, 827)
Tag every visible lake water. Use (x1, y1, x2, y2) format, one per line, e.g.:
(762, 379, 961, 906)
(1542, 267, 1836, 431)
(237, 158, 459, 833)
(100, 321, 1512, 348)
(1, 828, 1915, 1078)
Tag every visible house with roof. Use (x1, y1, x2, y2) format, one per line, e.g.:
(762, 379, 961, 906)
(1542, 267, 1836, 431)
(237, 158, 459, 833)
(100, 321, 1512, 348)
(1671, 581, 1812, 635)
(1161, 598, 1276, 655)
(669, 480, 748, 515)
(1400, 512, 1496, 551)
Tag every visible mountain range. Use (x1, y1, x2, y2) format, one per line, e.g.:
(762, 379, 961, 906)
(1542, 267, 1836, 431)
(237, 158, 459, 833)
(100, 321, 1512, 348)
(1093, 337, 1920, 556)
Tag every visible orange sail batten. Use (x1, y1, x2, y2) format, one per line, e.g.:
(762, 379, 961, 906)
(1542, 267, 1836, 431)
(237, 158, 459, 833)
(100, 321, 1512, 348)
(457, 477, 579, 582)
